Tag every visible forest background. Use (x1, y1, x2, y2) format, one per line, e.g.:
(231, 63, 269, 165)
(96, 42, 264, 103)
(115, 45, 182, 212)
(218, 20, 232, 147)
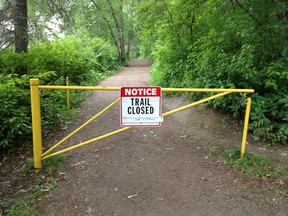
(0, 0, 287, 154)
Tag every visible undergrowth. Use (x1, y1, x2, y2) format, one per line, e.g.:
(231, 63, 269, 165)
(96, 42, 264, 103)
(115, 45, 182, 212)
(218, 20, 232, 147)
(0, 155, 67, 216)
(0, 36, 121, 152)
(146, 0, 288, 145)
(213, 148, 280, 177)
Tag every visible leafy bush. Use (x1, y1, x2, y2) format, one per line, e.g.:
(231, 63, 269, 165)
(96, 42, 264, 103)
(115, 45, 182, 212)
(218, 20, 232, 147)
(185, 38, 288, 144)
(26, 36, 119, 85)
(147, 0, 288, 145)
(151, 42, 288, 144)
(0, 36, 120, 151)
(0, 75, 31, 150)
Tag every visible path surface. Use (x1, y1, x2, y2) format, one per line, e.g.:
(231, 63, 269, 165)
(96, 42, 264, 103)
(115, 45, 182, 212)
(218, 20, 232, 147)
(38, 60, 288, 216)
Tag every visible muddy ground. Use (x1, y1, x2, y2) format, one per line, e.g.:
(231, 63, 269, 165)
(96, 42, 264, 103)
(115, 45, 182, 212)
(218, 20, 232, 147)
(1, 59, 288, 216)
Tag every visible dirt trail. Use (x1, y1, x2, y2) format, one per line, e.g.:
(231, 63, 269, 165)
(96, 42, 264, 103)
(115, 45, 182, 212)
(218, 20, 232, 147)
(38, 60, 288, 216)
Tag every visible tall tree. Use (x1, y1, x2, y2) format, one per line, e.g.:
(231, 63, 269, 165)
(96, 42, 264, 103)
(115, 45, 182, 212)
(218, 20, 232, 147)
(90, 0, 127, 63)
(14, 0, 28, 53)
(75, 0, 137, 63)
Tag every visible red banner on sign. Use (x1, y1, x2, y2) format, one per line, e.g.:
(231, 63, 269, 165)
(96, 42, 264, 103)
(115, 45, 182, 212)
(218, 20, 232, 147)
(120, 87, 161, 97)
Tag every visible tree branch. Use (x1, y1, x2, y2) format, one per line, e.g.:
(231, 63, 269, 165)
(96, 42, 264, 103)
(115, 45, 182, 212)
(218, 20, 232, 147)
(106, 0, 120, 35)
(160, 0, 182, 50)
(0, 30, 14, 38)
(91, 0, 120, 54)
(233, 0, 261, 25)
(0, 39, 14, 49)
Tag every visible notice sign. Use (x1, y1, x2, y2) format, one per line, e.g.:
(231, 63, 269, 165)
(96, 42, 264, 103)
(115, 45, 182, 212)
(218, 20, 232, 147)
(120, 87, 162, 127)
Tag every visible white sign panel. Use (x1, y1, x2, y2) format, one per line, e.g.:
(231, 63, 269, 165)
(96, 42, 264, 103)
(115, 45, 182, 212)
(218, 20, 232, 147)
(120, 87, 162, 127)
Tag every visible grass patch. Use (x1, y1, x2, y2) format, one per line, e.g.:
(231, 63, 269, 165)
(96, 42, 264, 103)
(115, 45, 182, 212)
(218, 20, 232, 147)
(1, 154, 67, 216)
(1, 179, 57, 216)
(213, 148, 279, 177)
(21, 154, 68, 175)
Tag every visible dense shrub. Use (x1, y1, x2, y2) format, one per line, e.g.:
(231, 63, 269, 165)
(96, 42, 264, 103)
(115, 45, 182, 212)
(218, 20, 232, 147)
(147, 0, 288, 144)
(151, 44, 288, 144)
(0, 75, 31, 150)
(0, 36, 120, 151)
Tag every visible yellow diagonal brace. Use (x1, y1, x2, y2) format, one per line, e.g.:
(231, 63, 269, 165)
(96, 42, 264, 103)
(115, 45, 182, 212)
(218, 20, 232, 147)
(42, 92, 231, 160)
(163, 92, 232, 117)
(42, 127, 130, 160)
(42, 98, 120, 157)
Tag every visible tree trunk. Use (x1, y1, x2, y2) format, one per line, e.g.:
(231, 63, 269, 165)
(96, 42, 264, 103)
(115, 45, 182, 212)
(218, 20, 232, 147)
(13, 0, 28, 74)
(106, 0, 126, 64)
(14, 0, 28, 53)
(127, 35, 131, 59)
(91, 0, 121, 57)
(126, 0, 135, 59)
(119, 0, 126, 64)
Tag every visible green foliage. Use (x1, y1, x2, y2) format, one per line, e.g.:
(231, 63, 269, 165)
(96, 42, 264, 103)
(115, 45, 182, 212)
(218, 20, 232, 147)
(20, 158, 35, 175)
(214, 148, 278, 177)
(74, 0, 138, 63)
(250, 92, 288, 144)
(0, 75, 31, 150)
(2, 180, 56, 216)
(26, 36, 119, 84)
(0, 36, 120, 151)
(136, 0, 288, 144)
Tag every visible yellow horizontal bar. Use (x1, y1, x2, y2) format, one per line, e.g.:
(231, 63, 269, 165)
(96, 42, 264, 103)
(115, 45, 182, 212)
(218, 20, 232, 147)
(162, 88, 254, 93)
(38, 84, 254, 93)
(39, 85, 121, 91)
(42, 98, 120, 157)
(42, 127, 130, 160)
(163, 92, 232, 117)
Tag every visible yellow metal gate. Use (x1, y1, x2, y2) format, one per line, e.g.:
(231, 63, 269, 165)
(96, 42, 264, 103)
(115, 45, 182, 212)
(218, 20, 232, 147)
(30, 78, 253, 172)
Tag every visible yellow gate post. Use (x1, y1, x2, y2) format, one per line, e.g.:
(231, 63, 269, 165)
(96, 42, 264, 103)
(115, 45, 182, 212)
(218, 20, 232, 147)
(30, 79, 43, 172)
(241, 98, 252, 159)
(66, 77, 70, 109)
